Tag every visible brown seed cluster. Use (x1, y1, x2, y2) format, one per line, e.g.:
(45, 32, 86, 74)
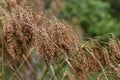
(1, 1, 39, 68)
(74, 38, 120, 79)
(36, 17, 79, 65)
(0, 0, 79, 68)
(109, 38, 120, 63)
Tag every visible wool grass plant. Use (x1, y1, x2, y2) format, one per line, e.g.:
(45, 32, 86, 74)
(0, 0, 120, 80)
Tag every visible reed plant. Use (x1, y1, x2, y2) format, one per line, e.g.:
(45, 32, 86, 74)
(0, 0, 120, 80)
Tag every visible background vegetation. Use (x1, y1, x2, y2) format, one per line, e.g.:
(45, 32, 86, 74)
(41, 0, 120, 38)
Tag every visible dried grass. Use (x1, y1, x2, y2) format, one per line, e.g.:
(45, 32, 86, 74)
(0, 0, 120, 80)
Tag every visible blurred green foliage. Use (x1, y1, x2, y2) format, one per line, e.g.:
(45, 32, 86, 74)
(106, 0, 120, 17)
(58, 0, 120, 38)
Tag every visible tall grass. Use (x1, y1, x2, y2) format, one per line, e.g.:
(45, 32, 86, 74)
(0, 0, 120, 80)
